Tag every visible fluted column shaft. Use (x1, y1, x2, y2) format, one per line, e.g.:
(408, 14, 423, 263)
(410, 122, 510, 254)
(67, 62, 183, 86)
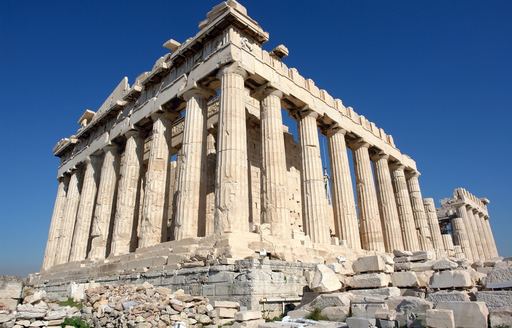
(260, 89, 290, 238)
(466, 207, 485, 260)
(406, 173, 433, 251)
(55, 170, 81, 265)
(174, 90, 208, 240)
(423, 198, 445, 251)
(205, 132, 216, 236)
(442, 233, 455, 256)
(451, 216, 473, 261)
(111, 130, 143, 256)
(327, 129, 361, 249)
(483, 217, 499, 257)
(139, 115, 172, 248)
(42, 176, 69, 270)
(457, 206, 478, 261)
(391, 165, 420, 251)
(214, 64, 249, 233)
(69, 157, 100, 262)
(89, 145, 120, 260)
(373, 154, 404, 252)
(352, 142, 385, 252)
(472, 209, 490, 260)
(298, 111, 330, 244)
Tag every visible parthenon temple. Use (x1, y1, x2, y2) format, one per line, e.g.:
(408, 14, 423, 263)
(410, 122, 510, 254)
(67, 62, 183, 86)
(40, 0, 498, 283)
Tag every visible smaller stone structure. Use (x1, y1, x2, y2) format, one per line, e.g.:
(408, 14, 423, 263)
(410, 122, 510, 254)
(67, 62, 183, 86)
(437, 188, 499, 262)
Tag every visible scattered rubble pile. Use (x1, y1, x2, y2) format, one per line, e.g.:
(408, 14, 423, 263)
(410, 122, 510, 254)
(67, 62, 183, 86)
(80, 283, 263, 328)
(0, 288, 80, 328)
(0, 281, 264, 328)
(2, 255, 512, 328)
(273, 252, 512, 328)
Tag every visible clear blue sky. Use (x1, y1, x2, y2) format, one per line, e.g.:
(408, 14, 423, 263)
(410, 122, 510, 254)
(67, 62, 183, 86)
(1, 0, 510, 276)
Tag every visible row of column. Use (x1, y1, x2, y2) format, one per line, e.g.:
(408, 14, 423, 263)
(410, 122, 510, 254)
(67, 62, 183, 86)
(43, 63, 448, 270)
(452, 205, 498, 261)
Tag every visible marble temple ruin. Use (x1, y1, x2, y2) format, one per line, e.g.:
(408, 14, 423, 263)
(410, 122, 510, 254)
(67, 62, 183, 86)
(36, 0, 499, 301)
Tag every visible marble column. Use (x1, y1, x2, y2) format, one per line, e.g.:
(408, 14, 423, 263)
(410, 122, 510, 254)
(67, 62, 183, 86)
(42, 175, 69, 270)
(88, 145, 120, 260)
(457, 205, 479, 261)
(69, 156, 100, 262)
(472, 209, 490, 260)
(174, 89, 209, 240)
(327, 127, 361, 249)
(298, 110, 330, 244)
(352, 141, 385, 252)
(373, 153, 404, 252)
(406, 172, 433, 251)
(214, 64, 250, 234)
(442, 233, 455, 257)
(54, 169, 81, 265)
(451, 216, 474, 262)
(260, 89, 290, 238)
(391, 165, 420, 251)
(111, 129, 143, 256)
(483, 217, 499, 258)
(423, 198, 445, 251)
(481, 215, 495, 258)
(165, 160, 178, 240)
(205, 131, 216, 236)
(466, 207, 486, 260)
(139, 114, 172, 248)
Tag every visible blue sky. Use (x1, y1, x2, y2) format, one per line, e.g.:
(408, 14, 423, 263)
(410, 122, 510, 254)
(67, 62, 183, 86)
(1, 0, 510, 276)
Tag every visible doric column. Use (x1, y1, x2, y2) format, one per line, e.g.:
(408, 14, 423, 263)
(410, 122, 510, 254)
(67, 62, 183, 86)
(423, 198, 445, 252)
(456, 205, 479, 261)
(54, 169, 81, 265)
(166, 160, 178, 240)
(466, 207, 485, 260)
(69, 156, 100, 262)
(391, 164, 419, 251)
(214, 64, 250, 234)
(451, 216, 473, 261)
(373, 153, 404, 252)
(298, 110, 330, 244)
(442, 233, 455, 257)
(260, 88, 290, 238)
(327, 127, 361, 249)
(483, 217, 499, 257)
(352, 141, 385, 252)
(472, 209, 490, 260)
(205, 131, 216, 236)
(406, 172, 433, 251)
(139, 114, 172, 248)
(42, 175, 69, 270)
(89, 145, 120, 260)
(110, 129, 143, 256)
(174, 89, 210, 239)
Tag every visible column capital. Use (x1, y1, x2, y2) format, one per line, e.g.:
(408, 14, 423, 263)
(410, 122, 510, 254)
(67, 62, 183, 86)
(217, 62, 248, 79)
(180, 83, 216, 101)
(348, 138, 370, 150)
(370, 151, 389, 162)
(405, 170, 421, 179)
(295, 107, 320, 120)
(102, 143, 118, 153)
(324, 123, 347, 137)
(389, 162, 405, 171)
(124, 128, 141, 138)
(57, 174, 70, 183)
(251, 83, 283, 100)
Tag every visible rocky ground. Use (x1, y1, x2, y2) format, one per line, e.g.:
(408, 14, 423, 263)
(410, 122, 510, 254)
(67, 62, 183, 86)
(1, 251, 512, 327)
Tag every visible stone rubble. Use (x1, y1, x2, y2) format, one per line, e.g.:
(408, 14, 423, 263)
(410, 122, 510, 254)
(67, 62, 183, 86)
(3, 253, 512, 327)
(269, 253, 512, 327)
(0, 282, 254, 328)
